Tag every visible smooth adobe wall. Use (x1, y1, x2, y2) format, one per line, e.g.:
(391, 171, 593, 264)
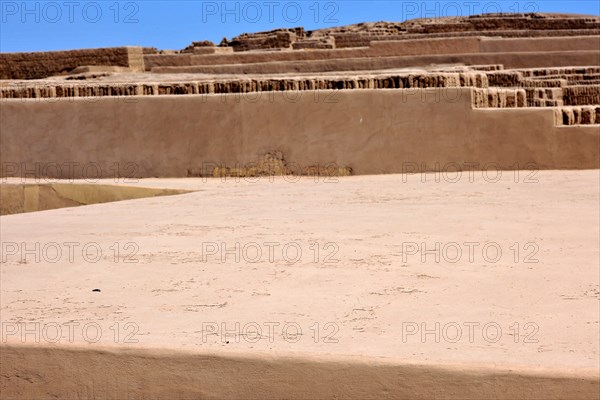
(480, 36, 600, 53)
(368, 37, 481, 56)
(0, 89, 598, 179)
(145, 47, 372, 70)
(152, 51, 600, 74)
(373, 36, 600, 55)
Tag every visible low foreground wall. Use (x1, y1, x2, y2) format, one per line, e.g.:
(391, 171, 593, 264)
(2, 345, 598, 399)
(0, 88, 598, 179)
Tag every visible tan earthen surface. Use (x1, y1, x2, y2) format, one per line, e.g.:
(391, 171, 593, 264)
(1, 171, 599, 398)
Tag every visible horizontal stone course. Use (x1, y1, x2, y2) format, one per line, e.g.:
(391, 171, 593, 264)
(2, 66, 598, 119)
(564, 85, 600, 106)
(0, 72, 488, 99)
(555, 106, 600, 125)
(328, 19, 600, 47)
(151, 50, 600, 75)
(471, 88, 527, 108)
(333, 29, 600, 47)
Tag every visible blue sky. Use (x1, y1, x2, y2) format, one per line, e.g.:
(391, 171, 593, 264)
(1, 1, 599, 52)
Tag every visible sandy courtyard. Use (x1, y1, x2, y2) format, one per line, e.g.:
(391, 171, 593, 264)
(1, 170, 599, 398)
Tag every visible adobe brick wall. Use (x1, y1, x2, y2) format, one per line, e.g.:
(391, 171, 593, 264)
(333, 29, 600, 48)
(2, 66, 597, 118)
(1, 89, 597, 180)
(336, 29, 600, 49)
(143, 54, 193, 70)
(0, 71, 489, 100)
(144, 48, 367, 70)
(480, 36, 600, 53)
(564, 85, 600, 105)
(142, 35, 599, 71)
(0, 47, 145, 80)
(365, 37, 482, 56)
(151, 51, 600, 75)
(180, 14, 599, 51)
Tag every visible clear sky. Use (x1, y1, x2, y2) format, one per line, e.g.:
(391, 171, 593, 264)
(1, 0, 599, 52)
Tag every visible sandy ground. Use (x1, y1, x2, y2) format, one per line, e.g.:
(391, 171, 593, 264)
(1, 171, 599, 397)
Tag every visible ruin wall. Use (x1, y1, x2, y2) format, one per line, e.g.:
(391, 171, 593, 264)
(0, 47, 145, 80)
(144, 36, 599, 70)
